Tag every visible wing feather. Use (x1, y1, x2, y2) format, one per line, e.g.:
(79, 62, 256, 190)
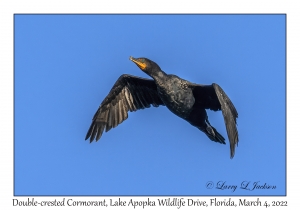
(85, 74, 165, 142)
(123, 87, 133, 111)
(191, 83, 239, 158)
(127, 82, 142, 110)
(212, 83, 239, 158)
(106, 105, 113, 132)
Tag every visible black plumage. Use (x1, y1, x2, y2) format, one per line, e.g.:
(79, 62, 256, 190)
(85, 56, 239, 158)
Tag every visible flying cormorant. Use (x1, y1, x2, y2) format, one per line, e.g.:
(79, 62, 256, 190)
(85, 56, 239, 158)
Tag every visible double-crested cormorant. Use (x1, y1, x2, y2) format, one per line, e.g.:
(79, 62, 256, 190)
(85, 56, 239, 158)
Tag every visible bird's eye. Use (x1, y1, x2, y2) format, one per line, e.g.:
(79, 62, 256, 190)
(140, 59, 145, 63)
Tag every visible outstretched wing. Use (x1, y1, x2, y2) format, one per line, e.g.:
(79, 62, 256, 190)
(190, 83, 239, 158)
(85, 74, 165, 142)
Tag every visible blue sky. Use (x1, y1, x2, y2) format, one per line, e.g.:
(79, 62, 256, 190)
(14, 14, 286, 196)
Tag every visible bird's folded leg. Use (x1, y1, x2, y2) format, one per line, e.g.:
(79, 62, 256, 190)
(206, 124, 216, 137)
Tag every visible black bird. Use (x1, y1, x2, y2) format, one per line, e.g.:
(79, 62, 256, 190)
(85, 56, 239, 158)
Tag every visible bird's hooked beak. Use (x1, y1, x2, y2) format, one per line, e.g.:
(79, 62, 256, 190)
(129, 56, 147, 70)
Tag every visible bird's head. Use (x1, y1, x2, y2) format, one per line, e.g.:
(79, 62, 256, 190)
(129, 56, 161, 75)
